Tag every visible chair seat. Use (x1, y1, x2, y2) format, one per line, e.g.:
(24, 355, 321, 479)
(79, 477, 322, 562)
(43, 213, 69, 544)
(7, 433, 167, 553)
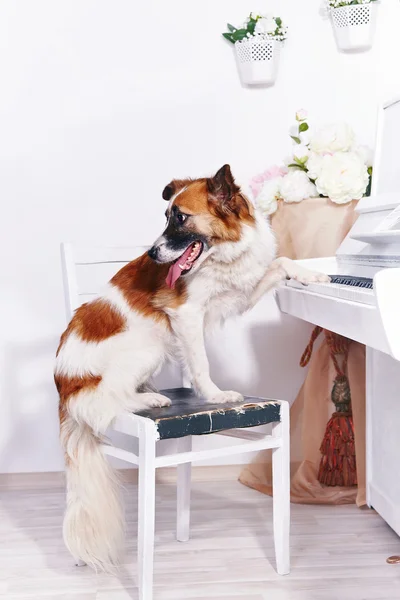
(136, 387, 281, 440)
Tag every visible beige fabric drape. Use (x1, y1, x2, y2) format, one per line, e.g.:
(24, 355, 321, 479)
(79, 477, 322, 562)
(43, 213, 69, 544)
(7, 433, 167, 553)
(239, 197, 367, 506)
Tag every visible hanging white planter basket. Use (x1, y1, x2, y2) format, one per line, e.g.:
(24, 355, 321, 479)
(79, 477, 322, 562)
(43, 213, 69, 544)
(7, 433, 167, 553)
(234, 37, 283, 86)
(330, 3, 378, 52)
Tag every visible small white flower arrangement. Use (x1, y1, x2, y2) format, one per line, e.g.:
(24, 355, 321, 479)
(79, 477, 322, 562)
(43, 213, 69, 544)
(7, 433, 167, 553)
(327, 0, 379, 51)
(250, 110, 373, 217)
(327, 0, 377, 8)
(222, 12, 288, 44)
(223, 12, 288, 86)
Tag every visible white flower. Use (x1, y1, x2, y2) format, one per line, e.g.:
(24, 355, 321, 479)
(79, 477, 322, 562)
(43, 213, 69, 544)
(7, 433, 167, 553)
(255, 178, 282, 216)
(296, 109, 308, 122)
(264, 17, 277, 34)
(299, 130, 311, 146)
(293, 144, 310, 164)
(307, 151, 324, 179)
(354, 144, 373, 167)
(254, 21, 266, 34)
(280, 170, 317, 203)
(315, 151, 369, 204)
(255, 16, 277, 36)
(310, 123, 355, 154)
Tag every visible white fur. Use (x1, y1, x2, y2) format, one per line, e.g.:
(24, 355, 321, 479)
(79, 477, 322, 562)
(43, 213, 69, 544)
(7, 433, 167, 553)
(61, 416, 124, 572)
(56, 207, 327, 571)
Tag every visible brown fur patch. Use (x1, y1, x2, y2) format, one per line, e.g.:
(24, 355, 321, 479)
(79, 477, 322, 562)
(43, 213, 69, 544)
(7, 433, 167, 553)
(111, 253, 187, 325)
(56, 299, 126, 356)
(173, 180, 209, 214)
(174, 180, 255, 243)
(56, 372, 102, 426)
(163, 178, 193, 201)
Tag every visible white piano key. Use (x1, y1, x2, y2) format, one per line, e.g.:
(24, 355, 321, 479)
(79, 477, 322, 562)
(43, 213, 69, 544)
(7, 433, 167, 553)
(285, 280, 375, 306)
(276, 286, 391, 355)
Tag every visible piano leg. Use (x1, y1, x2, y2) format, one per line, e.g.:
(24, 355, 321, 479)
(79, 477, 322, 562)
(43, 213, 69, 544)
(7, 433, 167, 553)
(365, 346, 400, 537)
(366, 346, 374, 509)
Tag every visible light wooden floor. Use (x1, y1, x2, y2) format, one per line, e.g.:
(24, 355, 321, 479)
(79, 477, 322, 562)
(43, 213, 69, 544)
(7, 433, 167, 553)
(1, 476, 400, 600)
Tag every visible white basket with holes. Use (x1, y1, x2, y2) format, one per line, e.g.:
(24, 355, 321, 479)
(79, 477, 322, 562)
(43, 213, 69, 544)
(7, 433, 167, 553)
(330, 3, 378, 52)
(235, 37, 283, 86)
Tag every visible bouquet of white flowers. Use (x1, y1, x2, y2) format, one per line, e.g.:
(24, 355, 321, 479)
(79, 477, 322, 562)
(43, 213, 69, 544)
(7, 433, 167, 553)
(223, 12, 288, 44)
(250, 110, 373, 217)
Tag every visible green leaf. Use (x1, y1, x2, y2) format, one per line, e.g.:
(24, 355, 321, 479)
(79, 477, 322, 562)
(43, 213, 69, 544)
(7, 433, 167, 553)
(275, 17, 282, 27)
(288, 163, 307, 171)
(294, 156, 308, 166)
(227, 23, 236, 32)
(299, 122, 309, 133)
(247, 20, 256, 35)
(290, 135, 301, 144)
(233, 29, 248, 42)
(222, 32, 235, 43)
(365, 166, 373, 196)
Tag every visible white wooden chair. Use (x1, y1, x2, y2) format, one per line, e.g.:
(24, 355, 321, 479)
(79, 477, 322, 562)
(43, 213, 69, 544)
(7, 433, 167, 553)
(60, 243, 291, 600)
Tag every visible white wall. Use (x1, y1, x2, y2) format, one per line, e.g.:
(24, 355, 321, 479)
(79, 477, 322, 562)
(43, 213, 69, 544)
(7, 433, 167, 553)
(0, 0, 399, 473)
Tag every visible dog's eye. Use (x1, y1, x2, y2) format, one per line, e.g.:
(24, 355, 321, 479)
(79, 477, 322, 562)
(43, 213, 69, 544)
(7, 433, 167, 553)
(177, 213, 187, 224)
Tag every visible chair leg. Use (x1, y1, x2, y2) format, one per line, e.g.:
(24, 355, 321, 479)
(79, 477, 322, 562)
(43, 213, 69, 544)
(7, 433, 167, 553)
(138, 424, 157, 600)
(176, 436, 192, 542)
(272, 401, 290, 575)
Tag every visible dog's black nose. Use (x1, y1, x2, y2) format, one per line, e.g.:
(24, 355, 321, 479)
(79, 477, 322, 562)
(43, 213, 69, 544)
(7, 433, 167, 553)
(148, 246, 158, 261)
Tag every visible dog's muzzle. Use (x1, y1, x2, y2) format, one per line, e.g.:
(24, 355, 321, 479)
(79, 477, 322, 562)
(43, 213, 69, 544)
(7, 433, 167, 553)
(147, 245, 159, 261)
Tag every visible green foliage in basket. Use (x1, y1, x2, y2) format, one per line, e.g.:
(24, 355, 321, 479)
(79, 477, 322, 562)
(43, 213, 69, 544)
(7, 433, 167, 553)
(222, 12, 288, 44)
(328, 0, 378, 8)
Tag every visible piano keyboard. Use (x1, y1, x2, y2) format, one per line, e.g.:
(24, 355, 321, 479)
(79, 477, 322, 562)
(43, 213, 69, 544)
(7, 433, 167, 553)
(328, 275, 373, 289)
(286, 274, 375, 305)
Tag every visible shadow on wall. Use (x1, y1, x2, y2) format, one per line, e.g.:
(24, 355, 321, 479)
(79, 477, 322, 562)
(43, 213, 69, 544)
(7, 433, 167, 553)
(0, 337, 62, 474)
(206, 318, 312, 401)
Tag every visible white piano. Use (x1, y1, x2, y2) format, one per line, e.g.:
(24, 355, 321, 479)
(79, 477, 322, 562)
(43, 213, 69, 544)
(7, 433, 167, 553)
(276, 97, 400, 538)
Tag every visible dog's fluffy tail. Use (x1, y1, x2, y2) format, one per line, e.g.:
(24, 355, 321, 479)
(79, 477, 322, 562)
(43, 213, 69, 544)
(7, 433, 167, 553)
(61, 415, 124, 572)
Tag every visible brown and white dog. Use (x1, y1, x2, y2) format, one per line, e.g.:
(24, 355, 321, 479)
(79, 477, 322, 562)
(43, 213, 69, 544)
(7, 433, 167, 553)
(54, 164, 328, 571)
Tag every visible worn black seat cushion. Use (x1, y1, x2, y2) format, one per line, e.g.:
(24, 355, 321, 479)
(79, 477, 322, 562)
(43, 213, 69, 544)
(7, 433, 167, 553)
(136, 387, 281, 440)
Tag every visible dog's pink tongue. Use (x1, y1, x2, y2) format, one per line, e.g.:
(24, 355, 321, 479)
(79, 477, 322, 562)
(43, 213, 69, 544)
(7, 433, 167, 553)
(166, 245, 194, 289)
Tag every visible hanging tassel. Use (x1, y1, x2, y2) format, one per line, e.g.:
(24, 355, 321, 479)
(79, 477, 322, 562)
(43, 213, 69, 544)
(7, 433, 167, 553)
(317, 374, 357, 487)
(301, 328, 357, 488)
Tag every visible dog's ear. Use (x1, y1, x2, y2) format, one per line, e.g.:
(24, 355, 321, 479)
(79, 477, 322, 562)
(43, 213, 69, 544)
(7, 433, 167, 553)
(207, 165, 241, 216)
(162, 179, 191, 201)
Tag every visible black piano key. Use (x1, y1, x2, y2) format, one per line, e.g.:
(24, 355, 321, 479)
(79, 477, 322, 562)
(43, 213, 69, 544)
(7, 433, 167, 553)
(328, 275, 373, 289)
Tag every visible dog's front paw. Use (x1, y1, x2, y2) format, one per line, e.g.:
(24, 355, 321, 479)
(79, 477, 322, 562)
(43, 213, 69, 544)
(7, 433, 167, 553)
(289, 267, 330, 286)
(208, 390, 244, 404)
(141, 393, 172, 409)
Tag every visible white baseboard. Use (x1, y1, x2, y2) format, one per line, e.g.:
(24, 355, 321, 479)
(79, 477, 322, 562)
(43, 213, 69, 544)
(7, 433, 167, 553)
(0, 464, 244, 490)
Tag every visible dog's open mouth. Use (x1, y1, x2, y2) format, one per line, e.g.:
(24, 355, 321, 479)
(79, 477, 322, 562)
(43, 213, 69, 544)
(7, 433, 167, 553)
(166, 241, 203, 289)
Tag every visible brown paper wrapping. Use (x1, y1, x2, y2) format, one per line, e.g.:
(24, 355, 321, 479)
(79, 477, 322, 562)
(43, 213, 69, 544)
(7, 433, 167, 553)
(239, 197, 366, 506)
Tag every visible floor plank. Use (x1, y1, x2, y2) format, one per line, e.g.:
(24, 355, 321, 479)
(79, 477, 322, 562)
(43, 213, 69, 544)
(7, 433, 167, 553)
(1, 479, 400, 599)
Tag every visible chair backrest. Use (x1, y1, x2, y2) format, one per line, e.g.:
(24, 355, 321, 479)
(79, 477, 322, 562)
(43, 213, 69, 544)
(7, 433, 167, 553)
(60, 242, 189, 387)
(60, 243, 149, 320)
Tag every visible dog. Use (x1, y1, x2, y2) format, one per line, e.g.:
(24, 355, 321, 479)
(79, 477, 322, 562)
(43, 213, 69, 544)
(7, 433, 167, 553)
(54, 164, 328, 571)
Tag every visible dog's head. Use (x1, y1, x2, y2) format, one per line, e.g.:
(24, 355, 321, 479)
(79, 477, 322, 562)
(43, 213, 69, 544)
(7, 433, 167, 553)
(148, 165, 255, 288)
